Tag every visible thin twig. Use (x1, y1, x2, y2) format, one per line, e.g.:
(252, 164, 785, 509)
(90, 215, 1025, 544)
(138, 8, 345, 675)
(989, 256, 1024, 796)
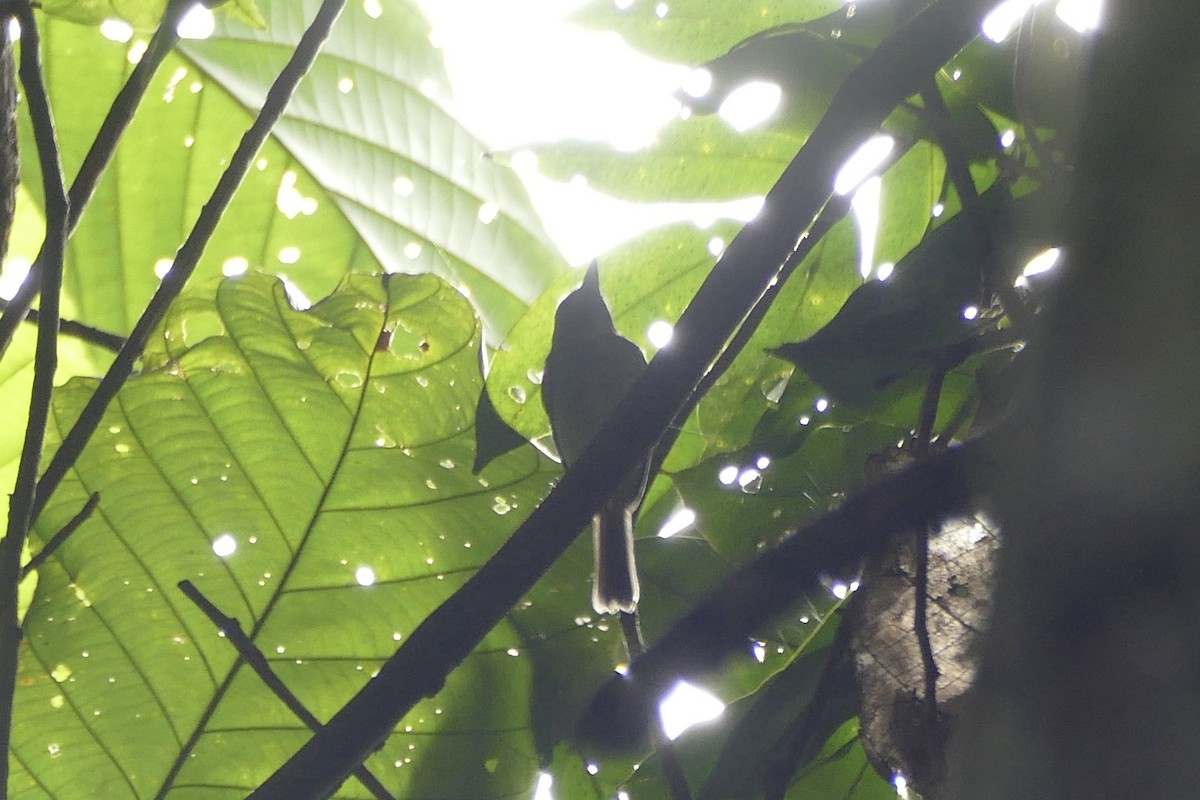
(913, 522, 939, 714)
(21, 492, 98, 579)
(619, 613, 692, 800)
(0, 0, 188, 362)
(0, 300, 126, 351)
(31, 0, 347, 524)
(647, 192, 854, 481)
(178, 581, 395, 800)
(0, 2, 68, 791)
(919, 81, 1032, 327)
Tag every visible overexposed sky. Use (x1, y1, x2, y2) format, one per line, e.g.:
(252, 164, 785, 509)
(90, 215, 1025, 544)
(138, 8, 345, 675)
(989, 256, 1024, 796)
(412, 0, 765, 264)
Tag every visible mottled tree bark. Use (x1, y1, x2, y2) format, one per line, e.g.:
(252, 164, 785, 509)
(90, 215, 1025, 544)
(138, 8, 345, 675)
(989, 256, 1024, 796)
(0, 20, 16, 263)
(947, 3, 1200, 798)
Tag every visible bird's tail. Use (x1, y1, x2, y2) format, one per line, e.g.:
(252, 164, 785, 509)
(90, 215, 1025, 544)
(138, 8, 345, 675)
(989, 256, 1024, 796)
(592, 504, 639, 615)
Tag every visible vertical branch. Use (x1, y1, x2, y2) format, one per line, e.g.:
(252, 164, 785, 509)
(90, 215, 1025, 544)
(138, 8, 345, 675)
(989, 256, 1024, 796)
(919, 81, 1032, 326)
(0, 3, 67, 793)
(30, 0, 348, 524)
(0, 0, 188, 361)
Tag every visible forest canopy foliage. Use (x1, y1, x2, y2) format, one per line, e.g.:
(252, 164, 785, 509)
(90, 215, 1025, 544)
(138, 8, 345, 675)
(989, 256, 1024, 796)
(0, 0, 1105, 798)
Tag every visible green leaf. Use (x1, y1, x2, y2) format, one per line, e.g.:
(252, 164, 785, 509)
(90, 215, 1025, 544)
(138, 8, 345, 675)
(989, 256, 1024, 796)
(570, 0, 845, 64)
(531, 116, 806, 203)
(784, 720, 895, 800)
(17, 272, 572, 798)
(24, 0, 565, 345)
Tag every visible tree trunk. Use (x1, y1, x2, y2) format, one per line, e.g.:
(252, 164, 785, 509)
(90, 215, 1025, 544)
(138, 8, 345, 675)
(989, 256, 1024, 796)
(947, 3, 1200, 798)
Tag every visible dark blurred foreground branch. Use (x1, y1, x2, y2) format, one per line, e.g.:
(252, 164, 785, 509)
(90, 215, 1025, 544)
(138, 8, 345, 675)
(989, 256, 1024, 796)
(581, 438, 984, 748)
(250, 6, 999, 794)
(946, 3, 1200, 798)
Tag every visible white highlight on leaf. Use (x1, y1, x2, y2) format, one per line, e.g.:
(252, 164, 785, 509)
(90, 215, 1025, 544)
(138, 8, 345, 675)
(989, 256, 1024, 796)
(659, 681, 725, 740)
(1000, 129, 1016, 148)
(1022, 246, 1061, 277)
(718, 81, 782, 132)
(815, 397, 830, 413)
(963, 305, 980, 320)
(851, 176, 882, 279)
(752, 641, 767, 663)
(647, 320, 674, 348)
(212, 534, 237, 558)
(532, 772, 553, 800)
(278, 247, 302, 265)
(100, 19, 133, 43)
(876, 262, 894, 281)
(658, 507, 695, 539)
(222, 257, 249, 277)
(277, 171, 318, 219)
(718, 465, 739, 486)
(363, 0, 383, 18)
(393, 176, 415, 197)
(127, 40, 148, 65)
(177, 3, 215, 40)
(834, 136, 894, 196)
(477, 201, 500, 224)
(655, 2, 669, 18)
(355, 566, 376, 586)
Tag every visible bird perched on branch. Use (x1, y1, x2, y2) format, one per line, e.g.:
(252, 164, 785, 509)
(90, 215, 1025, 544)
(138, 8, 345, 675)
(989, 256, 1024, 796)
(542, 261, 649, 615)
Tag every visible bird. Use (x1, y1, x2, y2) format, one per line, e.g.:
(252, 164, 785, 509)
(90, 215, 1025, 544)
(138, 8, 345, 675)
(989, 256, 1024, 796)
(542, 261, 649, 615)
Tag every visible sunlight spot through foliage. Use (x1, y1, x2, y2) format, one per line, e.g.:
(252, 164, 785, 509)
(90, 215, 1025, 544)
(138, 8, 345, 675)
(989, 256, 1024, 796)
(658, 507, 696, 539)
(834, 136, 894, 196)
(718, 81, 782, 132)
(211, 534, 237, 558)
(176, 3, 215, 40)
(659, 681, 725, 740)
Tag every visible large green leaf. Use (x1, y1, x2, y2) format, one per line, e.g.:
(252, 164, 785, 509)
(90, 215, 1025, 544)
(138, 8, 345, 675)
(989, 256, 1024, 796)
(13, 272, 577, 798)
(24, 0, 565, 344)
(570, 0, 844, 64)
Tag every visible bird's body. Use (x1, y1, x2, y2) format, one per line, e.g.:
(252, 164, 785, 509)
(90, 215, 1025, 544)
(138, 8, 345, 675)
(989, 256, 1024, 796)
(542, 263, 648, 614)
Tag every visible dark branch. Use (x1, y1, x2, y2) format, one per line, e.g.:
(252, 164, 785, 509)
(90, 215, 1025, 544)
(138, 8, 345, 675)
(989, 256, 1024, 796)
(31, 0, 347, 524)
(0, 0, 188, 362)
(919, 81, 1032, 327)
(178, 581, 395, 800)
(0, 2, 69, 789)
(250, 3, 999, 796)
(0, 300, 126, 351)
(578, 438, 983, 750)
(21, 492, 99, 579)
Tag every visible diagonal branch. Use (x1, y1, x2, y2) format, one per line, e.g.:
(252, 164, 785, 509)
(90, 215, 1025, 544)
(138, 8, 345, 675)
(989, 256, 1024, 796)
(0, 0, 189, 362)
(30, 0, 348, 525)
(249, 2, 998, 796)
(0, 2, 69, 791)
(578, 438, 984, 749)
(178, 581, 396, 800)
(0, 300, 126, 351)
